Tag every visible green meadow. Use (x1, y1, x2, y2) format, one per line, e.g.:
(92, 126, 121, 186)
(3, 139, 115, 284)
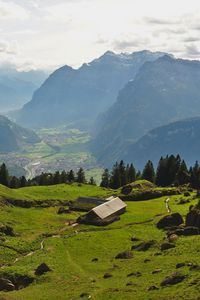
(0, 183, 200, 300)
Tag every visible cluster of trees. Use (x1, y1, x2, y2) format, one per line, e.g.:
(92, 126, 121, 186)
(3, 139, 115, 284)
(100, 155, 200, 189)
(1, 154, 200, 190)
(0, 164, 96, 188)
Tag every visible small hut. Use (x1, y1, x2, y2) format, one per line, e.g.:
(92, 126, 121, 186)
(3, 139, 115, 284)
(77, 197, 127, 225)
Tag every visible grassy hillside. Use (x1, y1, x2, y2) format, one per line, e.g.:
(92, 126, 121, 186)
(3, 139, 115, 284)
(0, 183, 200, 299)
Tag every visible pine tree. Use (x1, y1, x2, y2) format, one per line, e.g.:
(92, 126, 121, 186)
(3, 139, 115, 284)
(142, 160, 155, 183)
(100, 169, 110, 188)
(89, 177, 96, 185)
(53, 171, 61, 185)
(20, 176, 27, 187)
(190, 161, 200, 189)
(119, 160, 127, 186)
(9, 176, 19, 189)
(68, 170, 75, 182)
(0, 163, 9, 186)
(175, 160, 190, 186)
(77, 168, 86, 183)
(60, 170, 68, 183)
(127, 163, 136, 183)
(109, 162, 121, 189)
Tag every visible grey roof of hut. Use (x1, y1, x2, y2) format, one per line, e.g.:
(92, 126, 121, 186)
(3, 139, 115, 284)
(91, 197, 127, 219)
(76, 197, 106, 205)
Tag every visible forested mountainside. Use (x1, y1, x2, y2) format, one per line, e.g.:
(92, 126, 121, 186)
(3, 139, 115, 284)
(91, 56, 200, 165)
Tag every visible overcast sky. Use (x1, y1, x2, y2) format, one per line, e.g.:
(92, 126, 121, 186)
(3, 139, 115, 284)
(1, 0, 200, 70)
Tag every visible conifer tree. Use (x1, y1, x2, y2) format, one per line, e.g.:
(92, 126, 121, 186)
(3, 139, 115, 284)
(20, 176, 27, 187)
(127, 163, 136, 183)
(60, 170, 68, 183)
(0, 163, 9, 186)
(68, 170, 75, 182)
(77, 168, 86, 183)
(109, 162, 121, 189)
(119, 160, 127, 186)
(142, 160, 155, 183)
(100, 169, 110, 188)
(89, 177, 96, 185)
(9, 176, 19, 189)
(175, 160, 190, 186)
(53, 171, 61, 185)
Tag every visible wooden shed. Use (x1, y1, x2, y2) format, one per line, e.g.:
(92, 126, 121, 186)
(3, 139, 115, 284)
(77, 197, 127, 225)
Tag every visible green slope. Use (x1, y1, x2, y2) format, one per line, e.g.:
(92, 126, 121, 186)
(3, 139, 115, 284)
(0, 184, 199, 299)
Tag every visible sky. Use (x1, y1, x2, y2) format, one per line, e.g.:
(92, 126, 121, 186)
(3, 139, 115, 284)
(1, 0, 200, 70)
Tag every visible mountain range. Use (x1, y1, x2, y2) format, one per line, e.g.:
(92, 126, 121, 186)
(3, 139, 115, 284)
(0, 64, 47, 112)
(16, 50, 165, 128)
(0, 115, 40, 153)
(91, 55, 200, 166)
(121, 117, 200, 169)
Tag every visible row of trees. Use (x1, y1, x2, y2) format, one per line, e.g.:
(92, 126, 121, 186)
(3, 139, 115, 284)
(100, 155, 200, 189)
(1, 154, 200, 189)
(0, 164, 96, 188)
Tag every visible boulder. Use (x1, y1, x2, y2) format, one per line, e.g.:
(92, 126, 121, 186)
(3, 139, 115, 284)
(0, 225, 15, 236)
(161, 273, 186, 286)
(121, 185, 132, 195)
(183, 226, 199, 236)
(176, 263, 186, 269)
(186, 209, 200, 229)
(132, 240, 156, 251)
(160, 242, 176, 251)
(57, 207, 71, 214)
(148, 285, 159, 291)
(115, 251, 133, 259)
(0, 278, 15, 292)
(157, 213, 183, 229)
(35, 263, 51, 276)
(103, 273, 112, 279)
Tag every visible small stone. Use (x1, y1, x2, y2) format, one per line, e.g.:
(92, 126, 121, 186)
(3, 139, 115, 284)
(152, 269, 162, 274)
(176, 263, 186, 269)
(148, 285, 159, 291)
(103, 273, 112, 279)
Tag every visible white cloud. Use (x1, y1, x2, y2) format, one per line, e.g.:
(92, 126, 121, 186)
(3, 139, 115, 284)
(1, 0, 200, 69)
(0, 0, 29, 20)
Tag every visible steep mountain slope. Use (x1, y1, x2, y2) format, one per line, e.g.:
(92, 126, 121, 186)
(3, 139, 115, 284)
(16, 50, 165, 128)
(92, 55, 200, 165)
(0, 115, 40, 152)
(121, 117, 200, 169)
(0, 65, 47, 112)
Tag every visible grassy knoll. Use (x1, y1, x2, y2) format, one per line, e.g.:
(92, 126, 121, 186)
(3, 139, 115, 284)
(0, 184, 200, 299)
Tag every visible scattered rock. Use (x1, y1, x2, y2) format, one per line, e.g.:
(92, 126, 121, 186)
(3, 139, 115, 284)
(154, 252, 162, 256)
(80, 292, 91, 298)
(168, 234, 179, 243)
(115, 251, 133, 259)
(148, 285, 159, 291)
(35, 263, 51, 276)
(127, 272, 142, 277)
(157, 213, 184, 229)
(0, 225, 15, 237)
(178, 198, 190, 205)
(189, 264, 200, 271)
(161, 273, 186, 286)
(186, 209, 200, 229)
(144, 259, 151, 263)
(121, 185, 132, 195)
(0, 278, 15, 292)
(91, 258, 98, 262)
(161, 242, 176, 251)
(103, 273, 112, 279)
(132, 240, 156, 251)
(152, 269, 162, 274)
(176, 263, 186, 269)
(57, 207, 71, 214)
(130, 236, 140, 242)
(126, 281, 134, 286)
(184, 192, 190, 197)
(183, 226, 199, 236)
